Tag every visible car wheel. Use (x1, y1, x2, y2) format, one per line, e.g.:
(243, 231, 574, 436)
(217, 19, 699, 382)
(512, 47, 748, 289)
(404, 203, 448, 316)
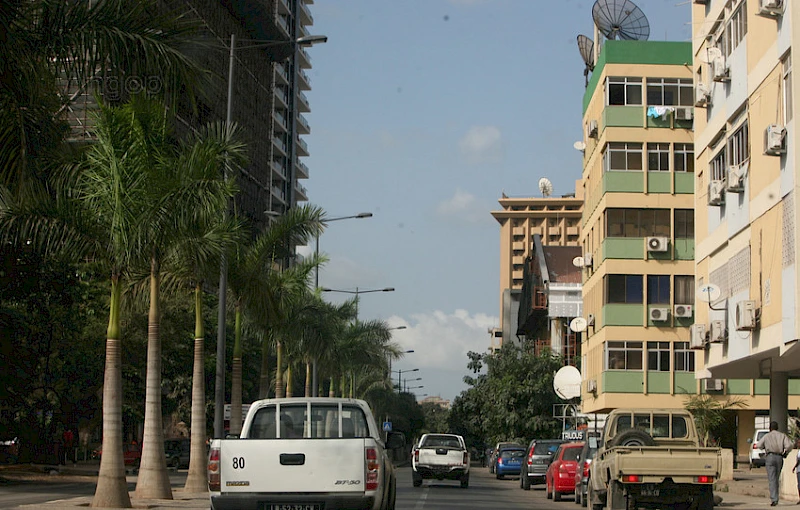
(575, 487, 582, 505)
(460, 474, 469, 489)
(412, 472, 422, 488)
(547, 481, 553, 499)
(522, 473, 531, 490)
(496, 472, 504, 480)
(554, 488, 562, 502)
(582, 487, 589, 507)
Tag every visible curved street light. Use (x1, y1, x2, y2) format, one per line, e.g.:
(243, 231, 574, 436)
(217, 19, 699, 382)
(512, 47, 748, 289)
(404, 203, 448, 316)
(315, 212, 373, 288)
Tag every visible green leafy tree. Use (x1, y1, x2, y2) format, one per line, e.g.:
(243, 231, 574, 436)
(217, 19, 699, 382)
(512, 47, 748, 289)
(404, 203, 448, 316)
(684, 394, 747, 446)
(420, 402, 450, 435)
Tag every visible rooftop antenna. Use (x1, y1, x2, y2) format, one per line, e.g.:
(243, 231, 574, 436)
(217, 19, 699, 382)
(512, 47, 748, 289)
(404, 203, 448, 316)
(592, 0, 650, 41)
(577, 35, 595, 87)
(538, 177, 553, 198)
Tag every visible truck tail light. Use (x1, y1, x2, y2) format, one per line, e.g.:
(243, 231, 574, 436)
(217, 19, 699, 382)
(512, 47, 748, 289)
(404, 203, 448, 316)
(365, 447, 379, 491)
(753, 444, 759, 449)
(414, 449, 419, 463)
(208, 446, 220, 491)
(624, 475, 641, 483)
(696, 475, 714, 484)
(463, 451, 469, 465)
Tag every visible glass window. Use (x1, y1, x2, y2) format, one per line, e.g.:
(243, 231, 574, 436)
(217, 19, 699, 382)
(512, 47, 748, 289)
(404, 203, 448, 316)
(727, 122, 750, 166)
(563, 447, 581, 461)
(674, 143, 694, 173)
(608, 77, 643, 106)
(652, 415, 671, 438)
(647, 275, 670, 304)
(606, 209, 669, 237)
(672, 416, 689, 438)
(674, 342, 696, 372)
(784, 52, 793, 123)
(648, 143, 670, 171)
(607, 341, 643, 370)
(647, 78, 694, 107)
(647, 341, 671, 372)
(605, 142, 643, 172)
(606, 275, 643, 304)
(675, 210, 694, 239)
(710, 149, 726, 181)
(674, 276, 695, 304)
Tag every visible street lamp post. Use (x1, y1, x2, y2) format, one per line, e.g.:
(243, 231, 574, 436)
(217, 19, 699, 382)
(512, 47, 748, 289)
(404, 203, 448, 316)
(315, 213, 373, 289)
(394, 368, 419, 393)
(214, 33, 327, 439)
(404, 378, 422, 392)
(321, 287, 395, 320)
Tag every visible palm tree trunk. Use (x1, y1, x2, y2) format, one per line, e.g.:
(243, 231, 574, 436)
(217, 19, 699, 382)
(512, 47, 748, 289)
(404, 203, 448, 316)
(286, 364, 293, 397)
(92, 276, 132, 508)
(230, 304, 243, 435)
(259, 335, 270, 399)
(135, 261, 172, 500)
(275, 341, 284, 398)
(184, 283, 208, 493)
(304, 362, 311, 397)
(328, 377, 335, 398)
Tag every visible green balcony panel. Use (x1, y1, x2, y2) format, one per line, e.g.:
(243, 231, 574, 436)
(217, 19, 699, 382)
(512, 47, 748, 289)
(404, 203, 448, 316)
(603, 370, 644, 393)
(674, 238, 695, 260)
(674, 172, 694, 194)
(755, 379, 770, 395)
(604, 304, 645, 326)
(603, 237, 645, 259)
(675, 119, 694, 130)
(647, 371, 670, 393)
(674, 372, 697, 394)
(604, 106, 644, 128)
(647, 115, 672, 128)
(674, 315, 694, 328)
(790, 380, 800, 395)
(604, 172, 644, 193)
(647, 171, 671, 194)
(727, 379, 750, 395)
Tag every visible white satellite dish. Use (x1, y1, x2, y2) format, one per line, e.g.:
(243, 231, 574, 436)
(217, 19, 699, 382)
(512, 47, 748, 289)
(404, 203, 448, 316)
(570, 317, 588, 333)
(573, 141, 586, 152)
(572, 256, 585, 268)
(539, 178, 553, 198)
(553, 365, 582, 400)
(696, 284, 721, 303)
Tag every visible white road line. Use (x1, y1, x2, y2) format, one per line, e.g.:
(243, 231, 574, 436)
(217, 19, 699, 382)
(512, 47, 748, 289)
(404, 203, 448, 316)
(414, 485, 429, 509)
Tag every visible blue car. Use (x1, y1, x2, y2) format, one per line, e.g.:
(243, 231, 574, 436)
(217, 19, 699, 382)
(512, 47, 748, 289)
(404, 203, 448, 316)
(495, 445, 526, 479)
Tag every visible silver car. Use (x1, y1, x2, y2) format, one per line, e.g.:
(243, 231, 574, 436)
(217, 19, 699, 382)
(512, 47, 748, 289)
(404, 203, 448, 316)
(520, 439, 565, 490)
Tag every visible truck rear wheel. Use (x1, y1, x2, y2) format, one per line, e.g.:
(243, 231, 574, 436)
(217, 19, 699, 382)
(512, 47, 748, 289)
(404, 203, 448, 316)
(460, 474, 469, 489)
(412, 472, 422, 487)
(588, 483, 603, 510)
(692, 486, 713, 510)
(607, 481, 626, 510)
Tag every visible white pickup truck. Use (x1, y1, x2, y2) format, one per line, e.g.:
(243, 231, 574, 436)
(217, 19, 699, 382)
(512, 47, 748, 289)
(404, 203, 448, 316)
(412, 433, 470, 488)
(208, 397, 405, 510)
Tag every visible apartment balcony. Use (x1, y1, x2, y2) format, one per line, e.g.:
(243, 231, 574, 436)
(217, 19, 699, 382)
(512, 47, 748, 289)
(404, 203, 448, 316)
(295, 158, 309, 179)
(277, 0, 290, 14)
(298, 47, 312, 69)
(548, 226, 561, 236)
(273, 110, 288, 133)
(275, 15, 290, 38)
(298, 69, 311, 90)
(295, 182, 308, 202)
(297, 91, 310, 112)
(567, 226, 579, 236)
(512, 270, 524, 280)
(298, 1, 313, 25)
(271, 160, 287, 180)
(296, 113, 310, 134)
(296, 137, 309, 156)
(274, 64, 289, 86)
(273, 136, 287, 157)
(512, 254, 524, 265)
(273, 86, 289, 108)
(512, 227, 525, 236)
(512, 241, 525, 251)
(272, 185, 286, 205)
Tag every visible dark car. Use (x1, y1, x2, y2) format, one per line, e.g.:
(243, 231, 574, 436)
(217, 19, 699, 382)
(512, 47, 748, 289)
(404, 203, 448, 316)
(520, 438, 565, 489)
(164, 438, 190, 469)
(573, 437, 599, 507)
(494, 445, 526, 479)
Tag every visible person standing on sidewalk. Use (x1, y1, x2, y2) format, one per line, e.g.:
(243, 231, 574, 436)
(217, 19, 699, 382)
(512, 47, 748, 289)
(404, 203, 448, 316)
(757, 421, 794, 506)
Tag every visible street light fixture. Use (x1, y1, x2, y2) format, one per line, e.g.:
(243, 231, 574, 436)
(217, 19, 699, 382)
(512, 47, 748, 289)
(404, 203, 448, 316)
(321, 287, 395, 318)
(214, 32, 328, 440)
(315, 212, 373, 288)
(394, 368, 419, 393)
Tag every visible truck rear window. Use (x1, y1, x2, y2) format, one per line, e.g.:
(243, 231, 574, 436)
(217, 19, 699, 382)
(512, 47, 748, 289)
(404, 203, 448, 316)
(421, 436, 461, 448)
(248, 403, 369, 439)
(615, 413, 689, 439)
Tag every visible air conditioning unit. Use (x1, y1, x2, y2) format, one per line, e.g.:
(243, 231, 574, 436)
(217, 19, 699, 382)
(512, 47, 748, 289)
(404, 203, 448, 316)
(649, 307, 670, 322)
(726, 162, 747, 192)
(757, 0, 784, 17)
(584, 253, 593, 267)
(764, 124, 786, 155)
(690, 324, 707, 349)
(709, 319, 726, 343)
(695, 83, 711, 107)
(587, 379, 597, 393)
(709, 48, 729, 82)
(646, 236, 669, 252)
(708, 180, 725, 206)
(674, 107, 694, 121)
(703, 379, 724, 391)
(586, 119, 598, 139)
(736, 300, 758, 330)
(674, 304, 693, 318)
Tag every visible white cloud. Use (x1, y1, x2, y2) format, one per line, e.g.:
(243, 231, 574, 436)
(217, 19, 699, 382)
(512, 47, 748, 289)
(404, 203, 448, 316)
(458, 125, 503, 165)
(436, 188, 493, 225)
(386, 309, 498, 402)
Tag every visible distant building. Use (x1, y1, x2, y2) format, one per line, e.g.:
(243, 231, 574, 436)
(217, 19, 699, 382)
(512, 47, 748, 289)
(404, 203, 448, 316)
(419, 396, 451, 409)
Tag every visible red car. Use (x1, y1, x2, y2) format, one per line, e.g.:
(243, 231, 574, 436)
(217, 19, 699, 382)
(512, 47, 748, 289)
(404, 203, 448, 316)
(545, 441, 584, 502)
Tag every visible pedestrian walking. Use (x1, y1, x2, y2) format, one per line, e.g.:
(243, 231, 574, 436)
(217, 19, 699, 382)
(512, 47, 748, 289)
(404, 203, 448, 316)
(792, 438, 800, 505)
(757, 420, 794, 506)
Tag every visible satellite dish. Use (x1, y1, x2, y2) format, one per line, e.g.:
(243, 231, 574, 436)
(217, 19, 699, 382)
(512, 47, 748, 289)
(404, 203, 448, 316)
(577, 35, 595, 87)
(570, 317, 588, 333)
(539, 178, 553, 198)
(553, 365, 582, 400)
(592, 0, 650, 41)
(573, 141, 586, 152)
(697, 284, 722, 303)
(572, 256, 585, 268)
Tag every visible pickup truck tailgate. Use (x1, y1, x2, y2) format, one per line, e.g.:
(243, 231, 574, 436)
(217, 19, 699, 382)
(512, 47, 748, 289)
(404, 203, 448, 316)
(219, 438, 366, 493)
(612, 446, 721, 477)
(418, 447, 464, 466)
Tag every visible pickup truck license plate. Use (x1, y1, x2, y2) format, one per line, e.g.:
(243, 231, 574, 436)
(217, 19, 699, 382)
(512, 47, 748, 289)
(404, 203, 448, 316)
(641, 485, 660, 497)
(267, 505, 320, 510)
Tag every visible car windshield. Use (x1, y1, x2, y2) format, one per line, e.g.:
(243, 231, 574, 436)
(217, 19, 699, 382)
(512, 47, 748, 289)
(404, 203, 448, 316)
(501, 449, 525, 459)
(534, 442, 563, 455)
(563, 446, 582, 461)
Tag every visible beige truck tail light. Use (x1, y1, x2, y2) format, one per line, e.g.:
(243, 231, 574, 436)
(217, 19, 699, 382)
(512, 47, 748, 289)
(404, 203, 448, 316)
(208, 446, 220, 491)
(365, 447, 379, 490)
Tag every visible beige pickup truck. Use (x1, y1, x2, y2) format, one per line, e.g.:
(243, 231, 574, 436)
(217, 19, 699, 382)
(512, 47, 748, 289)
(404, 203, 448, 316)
(587, 408, 721, 510)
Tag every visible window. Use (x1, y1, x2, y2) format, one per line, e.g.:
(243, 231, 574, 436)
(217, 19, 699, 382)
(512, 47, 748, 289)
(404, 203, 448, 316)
(647, 341, 671, 372)
(607, 77, 643, 106)
(710, 149, 726, 181)
(604, 143, 643, 172)
(606, 274, 643, 304)
(674, 210, 694, 239)
(607, 341, 643, 370)
(647, 275, 670, 304)
(606, 209, 670, 237)
(784, 52, 793, 123)
(727, 122, 750, 166)
(723, 1, 747, 57)
(674, 276, 695, 305)
(646, 78, 694, 106)
(674, 342, 695, 372)
(647, 143, 670, 171)
(674, 143, 694, 173)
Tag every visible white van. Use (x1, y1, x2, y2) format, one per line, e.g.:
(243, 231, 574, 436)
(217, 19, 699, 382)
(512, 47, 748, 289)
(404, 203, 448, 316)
(749, 429, 769, 468)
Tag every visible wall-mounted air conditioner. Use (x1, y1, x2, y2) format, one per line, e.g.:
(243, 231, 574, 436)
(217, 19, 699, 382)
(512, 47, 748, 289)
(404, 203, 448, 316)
(703, 378, 724, 391)
(646, 236, 669, 252)
(674, 304, 693, 318)
(757, 0, 785, 17)
(690, 324, 707, 349)
(586, 120, 598, 139)
(708, 180, 725, 206)
(709, 320, 726, 343)
(674, 107, 694, 121)
(764, 124, 786, 155)
(709, 48, 729, 82)
(584, 253, 593, 268)
(587, 379, 597, 393)
(736, 300, 758, 330)
(726, 162, 748, 192)
(695, 83, 711, 107)
(649, 307, 670, 322)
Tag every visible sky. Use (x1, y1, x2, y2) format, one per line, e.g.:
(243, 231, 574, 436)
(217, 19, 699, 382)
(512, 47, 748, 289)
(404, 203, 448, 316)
(297, 0, 692, 403)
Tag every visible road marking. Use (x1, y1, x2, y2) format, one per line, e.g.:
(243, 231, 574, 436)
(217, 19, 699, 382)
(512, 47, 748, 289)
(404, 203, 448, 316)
(414, 485, 429, 509)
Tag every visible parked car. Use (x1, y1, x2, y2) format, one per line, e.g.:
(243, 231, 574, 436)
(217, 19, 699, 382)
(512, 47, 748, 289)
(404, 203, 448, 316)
(520, 438, 565, 490)
(489, 442, 522, 474)
(495, 444, 526, 479)
(545, 441, 584, 501)
(749, 428, 769, 468)
(93, 441, 142, 467)
(164, 438, 191, 469)
(574, 437, 599, 507)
